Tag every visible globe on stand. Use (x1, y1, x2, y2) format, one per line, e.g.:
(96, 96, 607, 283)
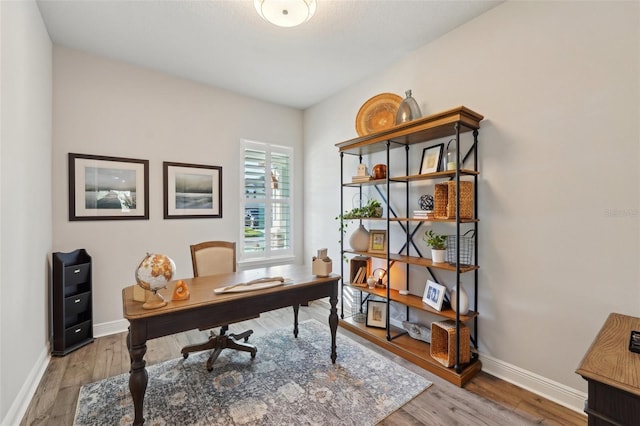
(135, 253, 176, 310)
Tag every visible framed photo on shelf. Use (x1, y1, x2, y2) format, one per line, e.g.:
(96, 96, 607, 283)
(163, 162, 222, 219)
(423, 279, 446, 311)
(366, 300, 387, 328)
(419, 143, 444, 174)
(68, 153, 149, 221)
(368, 229, 387, 253)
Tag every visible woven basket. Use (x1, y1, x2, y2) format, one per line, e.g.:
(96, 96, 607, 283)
(434, 181, 473, 219)
(430, 320, 470, 367)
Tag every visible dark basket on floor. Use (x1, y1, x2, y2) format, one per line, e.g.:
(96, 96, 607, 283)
(446, 230, 475, 265)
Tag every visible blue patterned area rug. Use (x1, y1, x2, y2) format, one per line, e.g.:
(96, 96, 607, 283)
(74, 319, 432, 425)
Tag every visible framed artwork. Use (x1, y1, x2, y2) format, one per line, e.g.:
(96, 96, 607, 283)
(419, 143, 444, 174)
(163, 162, 222, 219)
(68, 153, 149, 221)
(368, 229, 387, 254)
(422, 279, 446, 311)
(366, 300, 387, 328)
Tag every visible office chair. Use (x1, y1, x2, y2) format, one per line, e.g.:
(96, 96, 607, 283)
(180, 241, 257, 371)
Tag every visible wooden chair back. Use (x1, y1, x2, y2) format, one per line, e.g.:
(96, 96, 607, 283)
(190, 241, 236, 277)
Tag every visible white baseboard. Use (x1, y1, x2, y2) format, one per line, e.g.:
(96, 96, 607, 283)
(480, 353, 587, 414)
(389, 318, 586, 414)
(1, 346, 50, 426)
(93, 318, 129, 338)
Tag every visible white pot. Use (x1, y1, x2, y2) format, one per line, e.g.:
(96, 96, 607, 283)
(450, 285, 469, 315)
(431, 248, 446, 263)
(349, 224, 370, 252)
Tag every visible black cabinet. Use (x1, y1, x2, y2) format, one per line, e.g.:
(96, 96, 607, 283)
(51, 249, 94, 355)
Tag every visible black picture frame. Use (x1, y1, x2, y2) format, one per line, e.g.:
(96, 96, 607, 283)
(163, 161, 222, 219)
(366, 300, 387, 328)
(68, 153, 149, 221)
(419, 143, 444, 174)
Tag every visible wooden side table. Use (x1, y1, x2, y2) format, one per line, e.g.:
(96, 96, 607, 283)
(576, 313, 640, 425)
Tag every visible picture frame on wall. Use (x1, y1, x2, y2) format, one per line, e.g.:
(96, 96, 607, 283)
(68, 153, 149, 221)
(368, 229, 387, 254)
(422, 279, 446, 311)
(419, 143, 444, 174)
(163, 161, 222, 219)
(366, 300, 387, 329)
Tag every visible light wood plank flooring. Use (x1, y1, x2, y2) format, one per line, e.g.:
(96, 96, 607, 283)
(21, 300, 586, 425)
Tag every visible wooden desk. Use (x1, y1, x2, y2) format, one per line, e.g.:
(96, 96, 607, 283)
(576, 313, 640, 425)
(122, 264, 340, 426)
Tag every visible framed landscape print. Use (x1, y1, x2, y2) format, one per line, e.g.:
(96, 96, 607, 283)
(163, 161, 222, 219)
(68, 153, 149, 221)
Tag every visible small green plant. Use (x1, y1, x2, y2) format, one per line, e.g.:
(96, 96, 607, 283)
(337, 199, 382, 221)
(335, 199, 382, 250)
(424, 230, 447, 250)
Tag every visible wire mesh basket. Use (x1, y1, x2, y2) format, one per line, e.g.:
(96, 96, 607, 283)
(446, 230, 475, 265)
(347, 287, 367, 323)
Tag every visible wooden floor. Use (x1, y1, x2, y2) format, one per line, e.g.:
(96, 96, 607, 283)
(21, 300, 587, 426)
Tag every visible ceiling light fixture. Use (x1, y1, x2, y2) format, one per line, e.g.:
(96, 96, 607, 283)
(254, 0, 317, 28)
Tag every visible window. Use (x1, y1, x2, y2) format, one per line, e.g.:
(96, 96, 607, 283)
(240, 139, 293, 262)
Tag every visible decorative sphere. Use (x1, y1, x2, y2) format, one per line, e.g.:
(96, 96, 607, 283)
(135, 253, 176, 292)
(418, 194, 434, 211)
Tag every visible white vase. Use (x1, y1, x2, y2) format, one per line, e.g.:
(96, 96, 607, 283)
(450, 285, 469, 315)
(431, 248, 446, 263)
(349, 224, 370, 252)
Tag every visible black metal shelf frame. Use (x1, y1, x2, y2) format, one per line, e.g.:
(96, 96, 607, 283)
(338, 122, 480, 373)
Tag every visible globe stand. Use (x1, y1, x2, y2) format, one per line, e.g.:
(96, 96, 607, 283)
(142, 288, 167, 310)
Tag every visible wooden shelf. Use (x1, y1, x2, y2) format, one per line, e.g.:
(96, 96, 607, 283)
(342, 217, 478, 223)
(345, 284, 478, 322)
(336, 106, 483, 155)
(388, 217, 479, 223)
(342, 169, 479, 187)
(337, 105, 483, 388)
(339, 316, 481, 387)
(343, 250, 479, 273)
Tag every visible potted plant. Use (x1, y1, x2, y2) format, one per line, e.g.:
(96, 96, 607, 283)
(336, 199, 383, 252)
(338, 199, 382, 221)
(424, 230, 447, 263)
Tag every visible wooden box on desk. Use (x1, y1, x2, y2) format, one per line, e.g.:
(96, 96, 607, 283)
(350, 256, 371, 285)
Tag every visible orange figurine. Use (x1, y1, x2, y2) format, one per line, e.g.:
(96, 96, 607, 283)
(172, 280, 190, 301)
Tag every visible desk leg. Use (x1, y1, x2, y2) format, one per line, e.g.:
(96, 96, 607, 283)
(127, 328, 148, 426)
(329, 289, 338, 364)
(293, 304, 299, 337)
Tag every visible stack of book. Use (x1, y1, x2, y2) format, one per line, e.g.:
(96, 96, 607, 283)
(351, 266, 368, 287)
(352, 175, 372, 183)
(413, 210, 434, 220)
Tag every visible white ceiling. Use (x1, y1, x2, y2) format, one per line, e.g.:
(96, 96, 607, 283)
(36, 0, 501, 109)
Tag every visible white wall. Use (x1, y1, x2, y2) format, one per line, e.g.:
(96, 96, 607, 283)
(0, 1, 53, 424)
(52, 47, 304, 333)
(304, 0, 639, 410)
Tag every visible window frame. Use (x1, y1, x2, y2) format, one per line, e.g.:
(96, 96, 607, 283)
(239, 139, 294, 265)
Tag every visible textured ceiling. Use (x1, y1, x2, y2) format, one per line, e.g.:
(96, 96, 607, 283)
(37, 0, 501, 109)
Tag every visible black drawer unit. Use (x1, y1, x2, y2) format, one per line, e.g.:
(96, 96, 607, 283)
(52, 249, 94, 355)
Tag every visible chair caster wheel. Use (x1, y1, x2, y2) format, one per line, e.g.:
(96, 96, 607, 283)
(244, 337, 249, 342)
(183, 353, 189, 359)
(251, 351, 257, 359)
